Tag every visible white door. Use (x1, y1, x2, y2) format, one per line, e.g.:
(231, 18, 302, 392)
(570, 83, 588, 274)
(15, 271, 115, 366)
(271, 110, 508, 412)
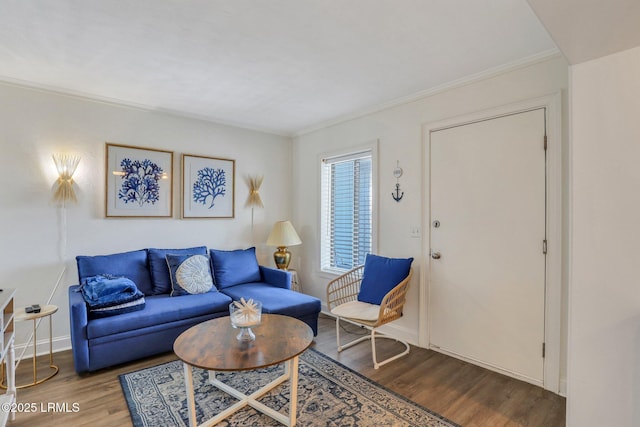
(429, 108, 546, 385)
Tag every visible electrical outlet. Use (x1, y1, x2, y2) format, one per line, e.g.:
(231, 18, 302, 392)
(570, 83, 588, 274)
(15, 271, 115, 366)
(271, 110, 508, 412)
(410, 226, 421, 238)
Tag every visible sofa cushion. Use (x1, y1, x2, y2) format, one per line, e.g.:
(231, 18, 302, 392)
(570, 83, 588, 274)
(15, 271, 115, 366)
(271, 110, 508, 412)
(221, 283, 321, 319)
(357, 254, 413, 305)
(148, 246, 208, 295)
(76, 249, 153, 296)
(209, 247, 261, 289)
(166, 254, 215, 296)
(86, 291, 232, 339)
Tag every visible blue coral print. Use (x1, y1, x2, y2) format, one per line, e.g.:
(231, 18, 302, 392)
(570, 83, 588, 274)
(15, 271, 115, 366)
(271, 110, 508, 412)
(117, 158, 163, 206)
(193, 167, 226, 208)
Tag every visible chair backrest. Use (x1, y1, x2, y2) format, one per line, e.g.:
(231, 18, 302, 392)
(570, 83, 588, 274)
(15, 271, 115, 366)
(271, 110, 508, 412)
(326, 257, 414, 327)
(326, 265, 364, 310)
(375, 268, 413, 327)
(356, 254, 413, 306)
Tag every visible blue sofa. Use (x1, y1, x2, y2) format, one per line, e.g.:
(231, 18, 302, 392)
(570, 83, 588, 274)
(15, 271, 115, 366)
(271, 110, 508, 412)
(68, 246, 321, 374)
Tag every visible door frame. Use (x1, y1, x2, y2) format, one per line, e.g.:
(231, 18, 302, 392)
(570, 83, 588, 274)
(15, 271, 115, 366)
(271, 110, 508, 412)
(419, 93, 562, 393)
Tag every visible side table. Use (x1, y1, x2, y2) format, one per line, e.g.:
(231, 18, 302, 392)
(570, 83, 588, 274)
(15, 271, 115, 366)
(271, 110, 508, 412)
(288, 269, 302, 293)
(13, 305, 59, 388)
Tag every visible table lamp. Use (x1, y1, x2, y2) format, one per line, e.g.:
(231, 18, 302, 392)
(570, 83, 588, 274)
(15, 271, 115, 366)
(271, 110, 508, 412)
(266, 220, 301, 270)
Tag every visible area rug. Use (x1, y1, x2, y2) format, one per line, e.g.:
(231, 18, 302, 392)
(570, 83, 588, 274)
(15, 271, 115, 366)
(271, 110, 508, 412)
(120, 348, 459, 426)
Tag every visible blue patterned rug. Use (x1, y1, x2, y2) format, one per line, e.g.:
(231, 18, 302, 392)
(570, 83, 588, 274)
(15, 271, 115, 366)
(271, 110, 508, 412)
(119, 348, 459, 426)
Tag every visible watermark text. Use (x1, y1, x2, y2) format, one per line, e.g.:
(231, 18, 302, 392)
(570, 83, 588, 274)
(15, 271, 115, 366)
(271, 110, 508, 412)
(1, 402, 80, 413)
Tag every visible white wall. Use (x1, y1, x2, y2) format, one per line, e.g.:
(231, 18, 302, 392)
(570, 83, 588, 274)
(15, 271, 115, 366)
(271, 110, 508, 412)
(0, 82, 292, 356)
(568, 46, 640, 427)
(293, 55, 569, 384)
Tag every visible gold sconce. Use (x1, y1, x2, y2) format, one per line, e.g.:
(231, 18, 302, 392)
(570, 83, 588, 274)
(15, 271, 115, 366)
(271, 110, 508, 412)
(247, 175, 264, 240)
(52, 154, 80, 205)
(246, 175, 264, 208)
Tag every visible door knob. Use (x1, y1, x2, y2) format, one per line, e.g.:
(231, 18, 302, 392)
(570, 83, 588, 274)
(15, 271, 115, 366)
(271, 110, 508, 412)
(431, 251, 441, 260)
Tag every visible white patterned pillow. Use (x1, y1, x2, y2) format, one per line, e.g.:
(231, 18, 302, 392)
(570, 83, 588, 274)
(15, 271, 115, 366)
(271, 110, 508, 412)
(166, 254, 215, 296)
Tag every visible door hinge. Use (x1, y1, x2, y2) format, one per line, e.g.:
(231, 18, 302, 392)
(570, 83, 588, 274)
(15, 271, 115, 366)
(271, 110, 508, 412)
(542, 239, 548, 254)
(544, 135, 547, 151)
(542, 342, 546, 358)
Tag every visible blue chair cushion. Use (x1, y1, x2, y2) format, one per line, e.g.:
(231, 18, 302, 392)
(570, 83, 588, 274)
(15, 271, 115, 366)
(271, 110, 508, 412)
(76, 249, 153, 296)
(166, 254, 215, 296)
(86, 292, 232, 339)
(210, 247, 261, 289)
(221, 283, 321, 319)
(357, 254, 413, 305)
(148, 246, 208, 295)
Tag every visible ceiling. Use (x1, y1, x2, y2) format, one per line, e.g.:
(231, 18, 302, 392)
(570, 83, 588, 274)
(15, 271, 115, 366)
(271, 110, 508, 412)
(4, 1, 640, 136)
(527, 0, 640, 65)
(0, 1, 564, 136)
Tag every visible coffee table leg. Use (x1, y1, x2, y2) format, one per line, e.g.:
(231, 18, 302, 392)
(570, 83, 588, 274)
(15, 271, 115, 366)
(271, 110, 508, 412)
(183, 358, 300, 427)
(288, 357, 299, 426)
(183, 362, 197, 427)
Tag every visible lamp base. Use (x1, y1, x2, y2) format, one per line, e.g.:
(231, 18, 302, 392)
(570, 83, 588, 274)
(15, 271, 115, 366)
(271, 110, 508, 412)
(273, 247, 291, 270)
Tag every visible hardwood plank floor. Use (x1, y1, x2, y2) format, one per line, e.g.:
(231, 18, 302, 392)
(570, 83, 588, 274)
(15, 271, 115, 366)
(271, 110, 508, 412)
(6, 314, 565, 426)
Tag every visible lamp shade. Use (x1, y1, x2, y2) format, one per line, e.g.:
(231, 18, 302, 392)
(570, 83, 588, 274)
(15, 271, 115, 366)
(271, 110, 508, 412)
(266, 221, 302, 247)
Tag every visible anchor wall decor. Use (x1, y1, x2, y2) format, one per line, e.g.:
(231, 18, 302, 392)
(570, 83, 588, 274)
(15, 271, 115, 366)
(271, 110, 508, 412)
(391, 161, 404, 202)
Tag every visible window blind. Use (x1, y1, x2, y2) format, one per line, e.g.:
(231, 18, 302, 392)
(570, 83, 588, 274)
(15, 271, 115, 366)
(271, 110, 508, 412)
(321, 151, 372, 273)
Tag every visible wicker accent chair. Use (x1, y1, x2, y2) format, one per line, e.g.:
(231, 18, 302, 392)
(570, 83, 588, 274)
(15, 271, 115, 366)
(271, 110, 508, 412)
(327, 265, 413, 369)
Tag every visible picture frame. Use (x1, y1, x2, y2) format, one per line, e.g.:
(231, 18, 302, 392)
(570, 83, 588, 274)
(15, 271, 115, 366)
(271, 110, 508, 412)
(182, 154, 235, 218)
(105, 143, 174, 218)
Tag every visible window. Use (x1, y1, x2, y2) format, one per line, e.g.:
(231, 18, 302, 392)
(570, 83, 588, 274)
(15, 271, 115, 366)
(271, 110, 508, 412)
(320, 147, 375, 273)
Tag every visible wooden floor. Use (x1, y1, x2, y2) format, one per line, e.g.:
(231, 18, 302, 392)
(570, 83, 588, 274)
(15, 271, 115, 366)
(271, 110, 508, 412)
(6, 314, 565, 426)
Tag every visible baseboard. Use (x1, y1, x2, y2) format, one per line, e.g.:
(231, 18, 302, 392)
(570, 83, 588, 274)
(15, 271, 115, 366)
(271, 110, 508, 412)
(13, 335, 71, 365)
(429, 345, 544, 389)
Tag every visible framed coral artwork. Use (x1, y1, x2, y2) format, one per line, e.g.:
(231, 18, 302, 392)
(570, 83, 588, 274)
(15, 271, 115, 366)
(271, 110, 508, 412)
(105, 143, 174, 218)
(182, 154, 235, 218)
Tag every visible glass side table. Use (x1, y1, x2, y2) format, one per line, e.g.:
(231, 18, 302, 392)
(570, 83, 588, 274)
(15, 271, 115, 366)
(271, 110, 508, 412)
(13, 304, 59, 388)
(288, 269, 302, 293)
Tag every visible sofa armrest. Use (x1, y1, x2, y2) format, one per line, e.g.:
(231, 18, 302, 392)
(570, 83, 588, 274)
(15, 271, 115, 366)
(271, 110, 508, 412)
(68, 285, 90, 374)
(259, 266, 291, 290)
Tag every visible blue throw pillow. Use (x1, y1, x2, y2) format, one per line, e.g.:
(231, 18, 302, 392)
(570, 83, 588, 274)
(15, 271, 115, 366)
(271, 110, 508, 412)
(76, 249, 153, 295)
(148, 246, 208, 295)
(166, 254, 215, 296)
(209, 247, 261, 289)
(357, 254, 413, 305)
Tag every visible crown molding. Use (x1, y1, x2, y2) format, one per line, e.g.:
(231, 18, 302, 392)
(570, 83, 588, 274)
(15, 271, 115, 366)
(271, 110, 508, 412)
(0, 76, 290, 137)
(293, 48, 562, 137)
(0, 48, 562, 139)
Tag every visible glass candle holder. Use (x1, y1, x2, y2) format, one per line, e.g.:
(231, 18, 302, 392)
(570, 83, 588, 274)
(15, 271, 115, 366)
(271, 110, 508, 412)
(229, 299, 262, 341)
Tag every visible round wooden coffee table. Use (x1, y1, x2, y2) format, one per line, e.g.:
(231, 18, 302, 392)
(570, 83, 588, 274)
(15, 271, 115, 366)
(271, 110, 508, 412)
(174, 314, 313, 427)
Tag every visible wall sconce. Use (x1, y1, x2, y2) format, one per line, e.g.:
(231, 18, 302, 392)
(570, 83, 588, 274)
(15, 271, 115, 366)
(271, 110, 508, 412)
(246, 175, 264, 208)
(52, 154, 81, 205)
(266, 220, 302, 270)
(246, 175, 264, 240)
